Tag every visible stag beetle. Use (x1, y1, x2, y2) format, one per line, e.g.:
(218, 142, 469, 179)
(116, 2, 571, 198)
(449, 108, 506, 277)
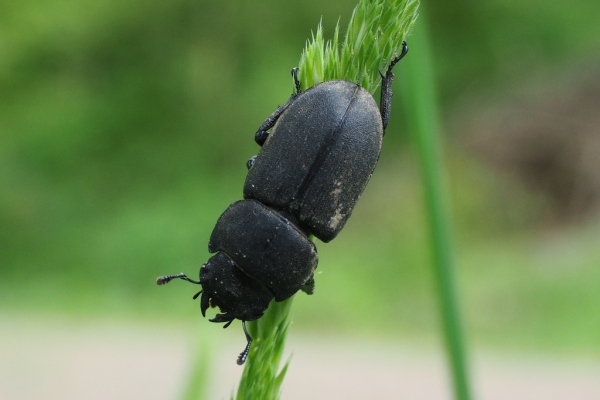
(157, 42, 408, 365)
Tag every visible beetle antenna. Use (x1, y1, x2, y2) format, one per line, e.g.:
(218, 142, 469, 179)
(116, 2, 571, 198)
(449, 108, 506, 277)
(156, 273, 201, 285)
(291, 68, 301, 95)
(236, 320, 253, 365)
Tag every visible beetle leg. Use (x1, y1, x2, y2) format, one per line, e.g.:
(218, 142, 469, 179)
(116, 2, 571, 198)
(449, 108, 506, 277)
(254, 68, 303, 146)
(291, 67, 301, 95)
(300, 273, 315, 295)
(237, 320, 253, 365)
(255, 97, 295, 146)
(380, 41, 409, 135)
(246, 155, 257, 170)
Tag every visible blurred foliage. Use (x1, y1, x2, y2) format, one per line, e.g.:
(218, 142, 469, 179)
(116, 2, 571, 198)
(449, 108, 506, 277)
(1, 0, 600, 357)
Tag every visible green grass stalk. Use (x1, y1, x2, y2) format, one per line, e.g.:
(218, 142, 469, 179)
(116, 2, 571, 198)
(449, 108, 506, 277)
(234, 297, 294, 400)
(399, 13, 472, 400)
(298, 0, 419, 93)
(233, 1, 418, 399)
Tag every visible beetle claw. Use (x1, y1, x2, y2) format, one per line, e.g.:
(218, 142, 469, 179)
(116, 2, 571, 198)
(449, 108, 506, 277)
(200, 292, 210, 317)
(209, 313, 234, 324)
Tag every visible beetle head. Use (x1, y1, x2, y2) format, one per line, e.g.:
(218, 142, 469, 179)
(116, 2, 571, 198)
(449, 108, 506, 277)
(199, 252, 274, 324)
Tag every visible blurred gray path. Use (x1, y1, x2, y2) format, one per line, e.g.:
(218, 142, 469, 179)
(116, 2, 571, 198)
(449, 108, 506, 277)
(1, 314, 599, 400)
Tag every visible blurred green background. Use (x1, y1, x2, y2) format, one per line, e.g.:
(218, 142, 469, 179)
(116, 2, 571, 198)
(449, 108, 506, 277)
(2, 0, 599, 367)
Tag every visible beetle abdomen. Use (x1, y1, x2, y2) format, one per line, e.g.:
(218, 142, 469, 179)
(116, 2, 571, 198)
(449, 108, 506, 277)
(208, 200, 318, 301)
(244, 80, 383, 242)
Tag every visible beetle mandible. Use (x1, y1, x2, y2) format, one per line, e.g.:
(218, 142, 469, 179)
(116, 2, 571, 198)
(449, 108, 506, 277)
(157, 42, 409, 365)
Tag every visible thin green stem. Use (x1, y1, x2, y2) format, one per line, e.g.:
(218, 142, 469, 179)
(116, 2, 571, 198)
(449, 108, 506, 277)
(399, 13, 472, 400)
(234, 297, 294, 400)
(234, 1, 419, 398)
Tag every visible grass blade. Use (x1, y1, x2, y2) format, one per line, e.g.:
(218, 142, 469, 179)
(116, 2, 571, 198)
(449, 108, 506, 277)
(399, 11, 472, 400)
(234, 0, 419, 398)
(234, 297, 294, 400)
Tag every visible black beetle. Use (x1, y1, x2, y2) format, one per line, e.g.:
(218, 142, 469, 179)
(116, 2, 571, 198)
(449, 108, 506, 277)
(157, 42, 408, 365)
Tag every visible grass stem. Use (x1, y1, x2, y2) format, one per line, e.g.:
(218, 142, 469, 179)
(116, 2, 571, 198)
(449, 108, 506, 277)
(399, 12, 472, 400)
(234, 0, 420, 398)
(234, 297, 294, 400)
